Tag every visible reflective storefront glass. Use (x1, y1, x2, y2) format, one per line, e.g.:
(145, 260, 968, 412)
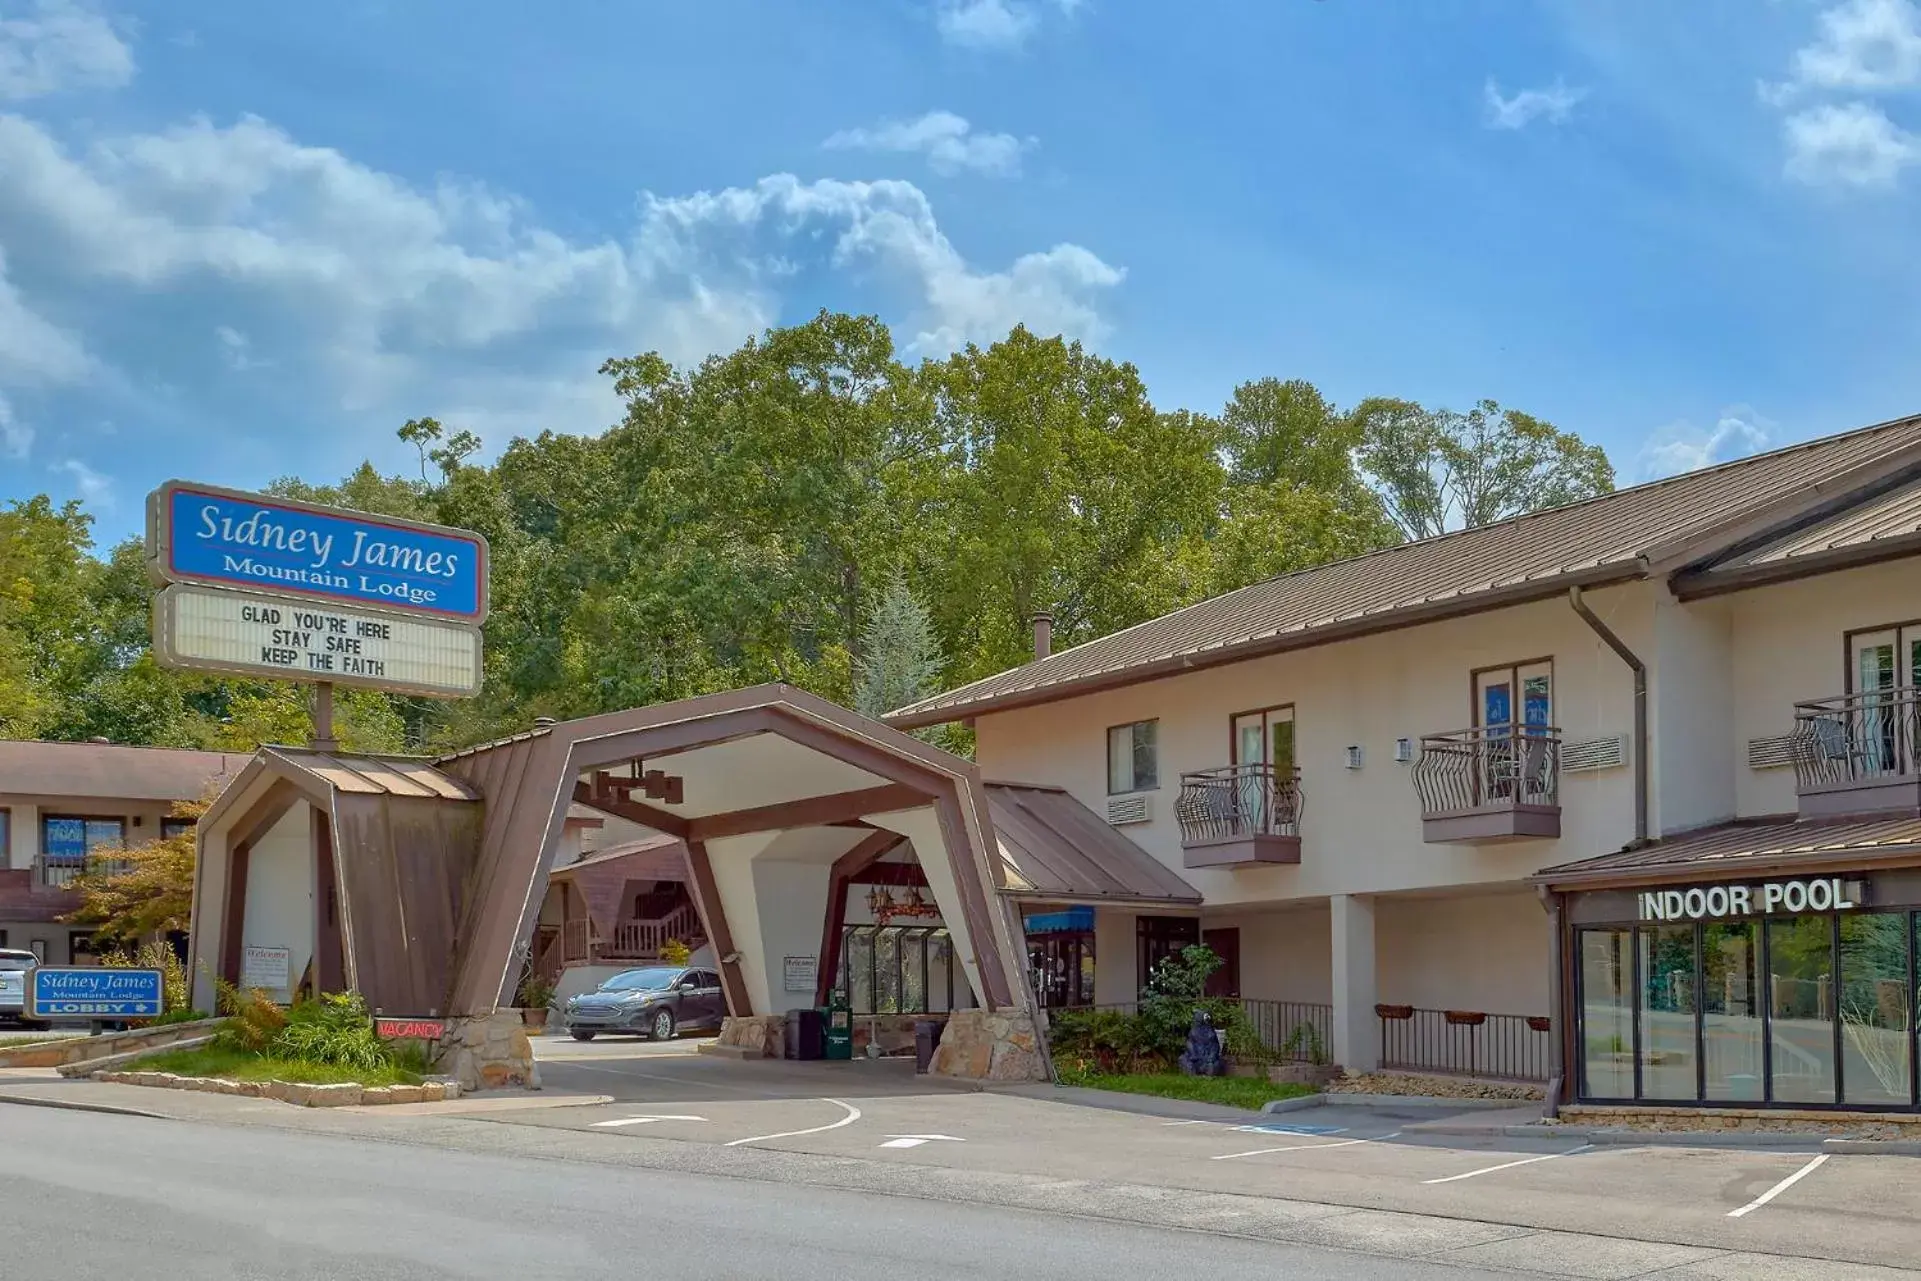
(1574, 900, 1919, 1110)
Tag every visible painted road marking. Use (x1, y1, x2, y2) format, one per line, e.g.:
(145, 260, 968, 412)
(1232, 1123, 1347, 1136)
(1212, 1132, 1401, 1161)
(724, 1099, 863, 1147)
(1728, 1154, 1830, 1218)
(879, 1134, 964, 1149)
(591, 1115, 708, 1128)
(1422, 1144, 1594, 1184)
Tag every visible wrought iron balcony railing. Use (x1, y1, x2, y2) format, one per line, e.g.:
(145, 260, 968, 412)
(1174, 763, 1302, 845)
(1412, 725, 1561, 843)
(1792, 687, 1921, 817)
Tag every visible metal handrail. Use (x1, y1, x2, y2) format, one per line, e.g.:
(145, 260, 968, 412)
(1412, 724, 1560, 816)
(1174, 763, 1302, 843)
(1792, 686, 1921, 788)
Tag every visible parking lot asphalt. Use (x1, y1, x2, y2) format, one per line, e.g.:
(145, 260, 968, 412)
(499, 1033, 1921, 1271)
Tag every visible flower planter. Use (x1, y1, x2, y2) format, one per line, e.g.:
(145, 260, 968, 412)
(1443, 1010, 1487, 1027)
(1526, 1016, 1552, 1033)
(520, 1007, 548, 1029)
(1375, 1004, 1413, 1020)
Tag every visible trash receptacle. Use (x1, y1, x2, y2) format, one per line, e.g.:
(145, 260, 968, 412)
(913, 1019, 943, 1074)
(785, 1007, 825, 1061)
(823, 994, 853, 1061)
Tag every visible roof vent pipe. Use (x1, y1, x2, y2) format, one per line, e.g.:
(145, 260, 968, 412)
(1568, 586, 1648, 848)
(1031, 612, 1053, 661)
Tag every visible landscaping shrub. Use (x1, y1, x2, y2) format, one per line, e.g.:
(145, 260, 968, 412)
(660, 938, 692, 967)
(1048, 945, 1284, 1074)
(1048, 1008, 1152, 1072)
(212, 978, 287, 1052)
(271, 991, 394, 1074)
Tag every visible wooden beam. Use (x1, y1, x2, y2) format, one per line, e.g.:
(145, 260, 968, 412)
(313, 811, 344, 993)
(814, 830, 905, 1006)
(572, 780, 689, 837)
(219, 844, 250, 989)
(685, 782, 925, 842)
(681, 838, 751, 1017)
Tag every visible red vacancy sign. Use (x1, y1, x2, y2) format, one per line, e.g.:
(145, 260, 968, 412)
(374, 1017, 446, 1041)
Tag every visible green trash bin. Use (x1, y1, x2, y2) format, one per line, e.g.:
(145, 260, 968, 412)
(822, 995, 854, 1061)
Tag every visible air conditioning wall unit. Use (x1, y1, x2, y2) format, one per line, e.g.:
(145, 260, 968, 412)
(1746, 734, 1796, 771)
(1105, 793, 1153, 825)
(1563, 734, 1629, 773)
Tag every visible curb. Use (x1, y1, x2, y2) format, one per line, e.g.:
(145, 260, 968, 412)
(0, 1091, 170, 1121)
(1823, 1138, 1921, 1155)
(1310, 1093, 1537, 1112)
(1259, 1095, 1325, 1114)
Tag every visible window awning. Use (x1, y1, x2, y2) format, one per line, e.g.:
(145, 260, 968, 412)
(987, 782, 1201, 909)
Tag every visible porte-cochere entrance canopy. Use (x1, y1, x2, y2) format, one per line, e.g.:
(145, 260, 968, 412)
(189, 685, 1052, 1025)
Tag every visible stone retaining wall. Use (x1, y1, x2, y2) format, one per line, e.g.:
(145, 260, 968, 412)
(929, 1009, 1046, 1082)
(4, 1018, 225, 1070)
(714, 1014, 785, 1058)
(92, 1068, 463, 1107)
(432, 1010, 540, 1091)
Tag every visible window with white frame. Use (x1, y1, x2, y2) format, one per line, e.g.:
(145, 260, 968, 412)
(1107, 719, 1159, 794)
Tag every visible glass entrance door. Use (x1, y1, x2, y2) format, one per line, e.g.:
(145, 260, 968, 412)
(1230, 706, 1295, 833)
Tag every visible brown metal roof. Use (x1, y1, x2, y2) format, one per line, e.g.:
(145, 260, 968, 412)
(1673, 475, 1921, 600)
(888, 414, 1921, 728)
(257, 748, 480, 801)
(1535, 814, 1921, 889)
(0, 739, 252, 802)
(550, 833, 687, 880)
(986, 781, 1201, 907)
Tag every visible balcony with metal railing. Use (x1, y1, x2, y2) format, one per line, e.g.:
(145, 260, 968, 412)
(1173, 763, 1302, 868)
(1793, 687, 1921, 818)
(1411, 725, 1561, 843)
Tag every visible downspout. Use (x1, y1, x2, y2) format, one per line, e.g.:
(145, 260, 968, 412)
(1568, 586, 1649, 848)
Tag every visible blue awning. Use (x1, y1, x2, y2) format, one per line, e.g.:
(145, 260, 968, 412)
(1024, 906, 1095, 935)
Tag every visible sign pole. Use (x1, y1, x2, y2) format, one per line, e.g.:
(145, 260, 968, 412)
(312, 681, 338, 752)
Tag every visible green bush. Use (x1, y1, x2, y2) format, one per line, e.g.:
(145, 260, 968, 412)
(212, 978, 288, 1052)
(151, 1007, 210, 1026)
(270, 991, 395, 1074)
(1048, 1008, 1151, 1071)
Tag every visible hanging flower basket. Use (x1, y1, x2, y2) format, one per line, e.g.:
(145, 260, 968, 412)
(1443, 1010, 1487, 1027)
(1374, 1003, 1414, 1020)
(1526, 1016, 1552, 1033)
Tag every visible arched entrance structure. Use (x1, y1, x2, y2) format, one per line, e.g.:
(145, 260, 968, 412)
(188, 685, 1064, 1082)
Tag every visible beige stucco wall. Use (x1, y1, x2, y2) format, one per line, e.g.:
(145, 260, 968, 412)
(973, 583, 1650, 908)
(239, 803, 315, 1004)
(1374, 891, 1550, 1015)
(1205, 903, 1331, 1004)
(1651, 593, 1735, 835)
(1726, 556, 1921, 819)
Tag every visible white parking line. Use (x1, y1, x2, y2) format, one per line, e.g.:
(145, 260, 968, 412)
(1212, 1132, 1400, 1161)
(1728, 1153, 1830, 1218)
(1422, 1144, 1593, 1184)
(724, 1098, 863, 1147)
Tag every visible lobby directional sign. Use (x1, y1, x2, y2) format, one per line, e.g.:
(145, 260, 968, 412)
(155, 584, 482, 698)
(29, 967, 164, 1020)
(147, 479, 489, 623)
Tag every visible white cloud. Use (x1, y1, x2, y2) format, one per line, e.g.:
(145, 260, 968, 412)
(1638, 407, 1775, 480)
(639, 174, 1123, 351)
(824, 111, 1032, 177)
(1784, 101, 1921, 185)
(0, 395, 29, 458)
(1483, 78, 1588, 130)
(52, 456, 109, 504)
(0, 109, 1122, 459)
(0, 0, 133, 100)
(1787, 0, 1921, 94)
(0, 250, 89, 384)
(934, 0, 1079, 50)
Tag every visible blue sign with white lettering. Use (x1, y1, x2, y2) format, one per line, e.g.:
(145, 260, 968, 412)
(29, 967, 164, 1020)
(152, 480, 488, 622)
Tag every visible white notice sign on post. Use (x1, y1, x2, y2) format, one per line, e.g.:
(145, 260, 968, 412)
(241, 945, 291, 992)
(156, 584, 481, 698)
(783, 955, 818, 992)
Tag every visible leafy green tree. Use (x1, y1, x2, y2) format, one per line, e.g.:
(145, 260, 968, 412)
(1352, 397, 1615, 538)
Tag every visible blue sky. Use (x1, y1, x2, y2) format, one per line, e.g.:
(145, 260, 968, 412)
(5, 0, 1921, 542)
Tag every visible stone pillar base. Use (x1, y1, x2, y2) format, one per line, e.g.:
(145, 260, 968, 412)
(433, 1010, 541, 1092)
(929, 1009, 1046, 1082)
(715, 1014, 786, 1059)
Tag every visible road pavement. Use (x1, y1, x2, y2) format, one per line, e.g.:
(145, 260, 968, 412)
(2, 1104, 1523, 1280)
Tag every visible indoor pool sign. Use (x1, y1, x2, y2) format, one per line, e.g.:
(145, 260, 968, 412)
(148, 480, 489, 622)
(1638, 877, 1861, 923)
